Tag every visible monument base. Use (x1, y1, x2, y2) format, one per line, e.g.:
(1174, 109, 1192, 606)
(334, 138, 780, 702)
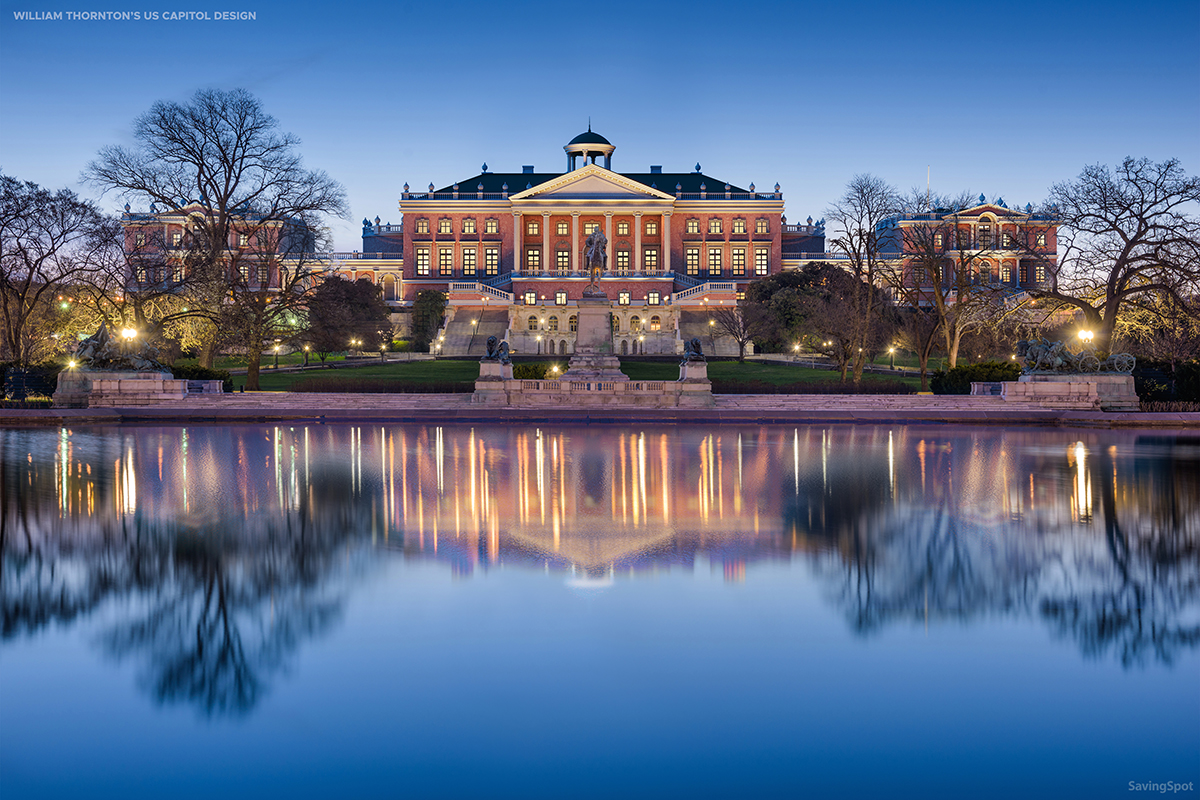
(473, 361, 514, 404)
(1002, 374, 1139, 411)
(53, 370, 187, 408)
(561, 293, 628, 382)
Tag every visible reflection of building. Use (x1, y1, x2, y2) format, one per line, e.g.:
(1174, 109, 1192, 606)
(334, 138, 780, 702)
(339, 127, 824, 356)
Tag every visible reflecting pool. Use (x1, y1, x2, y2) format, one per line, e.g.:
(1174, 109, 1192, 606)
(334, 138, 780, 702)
(1, 424, 1197, 799)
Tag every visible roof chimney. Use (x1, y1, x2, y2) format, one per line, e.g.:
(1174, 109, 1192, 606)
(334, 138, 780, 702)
(650, 165, 662, 174)
(522, 165, 535, 174)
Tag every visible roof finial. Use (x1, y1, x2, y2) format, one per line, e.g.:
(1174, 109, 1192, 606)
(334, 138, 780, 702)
(588, 117, 591, 132)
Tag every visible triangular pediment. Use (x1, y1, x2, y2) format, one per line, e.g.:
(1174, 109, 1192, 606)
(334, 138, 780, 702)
(509, 164, 675, 201)
(954, 203, 1027, 219)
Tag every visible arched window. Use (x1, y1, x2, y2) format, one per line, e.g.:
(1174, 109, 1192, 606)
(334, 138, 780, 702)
(548, 340, 555, 354)
(527, 315, 538, 331)
(383, 275, 396, 300)
(569, 315, 578, 332)
(548, 316, 559, 331)
(630, 316, 642, 332)
(649, 315, 661, 332)
(560, 340, 567, 354)
(612, 316, 620, 333)
(620, 339, 628, 355)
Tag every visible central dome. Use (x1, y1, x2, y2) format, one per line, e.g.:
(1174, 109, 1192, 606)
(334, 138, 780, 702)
(564, 124, 615, 170)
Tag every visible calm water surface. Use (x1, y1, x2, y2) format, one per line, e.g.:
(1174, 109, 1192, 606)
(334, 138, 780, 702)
(1, 423, 1197, 799)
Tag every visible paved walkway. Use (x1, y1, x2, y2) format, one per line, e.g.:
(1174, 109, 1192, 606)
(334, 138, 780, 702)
(2, 392, 1196, 428)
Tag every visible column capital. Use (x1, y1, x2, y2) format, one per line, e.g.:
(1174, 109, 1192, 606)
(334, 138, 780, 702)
(571, 211, 580, 217)
(604, 211, 613, 218)
(542, 210, 551, 217)
(634, 211, 643, 218)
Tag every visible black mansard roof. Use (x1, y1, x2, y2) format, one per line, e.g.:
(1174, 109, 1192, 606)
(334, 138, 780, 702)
(433, 171, 753, 196)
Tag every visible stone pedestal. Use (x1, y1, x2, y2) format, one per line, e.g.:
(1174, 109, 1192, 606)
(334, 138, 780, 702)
(1002, 374, 1139, 411)
(679, 362, 709, 382)
(473, 361, 513, 404)
(54, 370, 187, 408)
(561, 294, 627, 382)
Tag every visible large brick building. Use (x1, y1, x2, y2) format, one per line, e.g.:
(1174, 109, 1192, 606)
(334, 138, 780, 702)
(342, 127, 824, 356)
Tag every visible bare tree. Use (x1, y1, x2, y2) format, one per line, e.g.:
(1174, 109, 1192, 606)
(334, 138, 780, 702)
(0, 175, 107, 365)
(709, 302, 770, 362)
(1035, 157, 1200, 352)
(825, 175, 901, 383)
(85, 88, 347, 387)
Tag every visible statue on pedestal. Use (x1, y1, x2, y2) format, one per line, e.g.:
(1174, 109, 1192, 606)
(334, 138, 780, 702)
(481, 335, 511, 364)
(681, 337, 706, 365)
(74, 322, 169, 372)
(583, 229, 607, 294)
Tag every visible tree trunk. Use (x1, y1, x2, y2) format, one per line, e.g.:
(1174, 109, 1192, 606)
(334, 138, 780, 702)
(947, 329, 962, 370)
(245, 347, 262, 390)
(198, 325, 217, 370)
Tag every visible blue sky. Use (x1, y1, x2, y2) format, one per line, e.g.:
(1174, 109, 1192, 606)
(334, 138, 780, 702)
(2, 0, 1197, 251)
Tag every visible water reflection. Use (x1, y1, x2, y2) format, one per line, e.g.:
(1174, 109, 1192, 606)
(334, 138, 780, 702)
(2, 424, 1197, 716)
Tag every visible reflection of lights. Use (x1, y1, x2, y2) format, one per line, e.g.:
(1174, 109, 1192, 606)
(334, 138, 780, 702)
(1071, 441, 1092, 522)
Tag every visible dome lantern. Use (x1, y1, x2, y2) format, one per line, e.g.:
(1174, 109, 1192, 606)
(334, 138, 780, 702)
(564, 122, 615, 171)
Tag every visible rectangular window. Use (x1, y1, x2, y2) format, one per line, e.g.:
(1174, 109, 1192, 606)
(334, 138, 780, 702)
(173, 264, 184, 283)
(416, 219, 429, 235)
(708, 219, 722, 235)
(556, 220, 569, 236)
(172, 232, 182, 247)
(1000, 264, 1012, 283)
(645, 220, 658, 236)
(1035, 262, 1046, 283)
(618, 291, 630, 306)
(616, 249, 630, 274)
(238, 262, 250, 282)
(484, 219, 498, 235)
(557, 249, 570, 275)
(485, 248, 499, 275)
(978, 225, 991, 249)
(934, 233, 943, 250)
(439, 249, 454, 276)
(583, 222, 599, 235)
(647, 291, 661, 306)
(1036, 233, 1046, 247)
(686, 219, 699, 234)
(708, 248, 723, 276)
(555, 291, 567, 306)
(463, 218, 476, 234)
(643, 248, 658, 271)
(755, 249, 769, 276)
(957, 229, 971, 249)
(524, 291, 537, 306)
(438, 219, 452, 235)
(526, 220, 539, 236)
(416, 248, 430, 276)
(732, 248, 746, 277)
(617, 221, 629, 236)
(135, 233, 145, 247)
(755, 219, 769, 235)
(1001, 231, 1012, 248)
(462, 248, 477, 277)
(525, 248, 541, 272)
(685, 248, 700, 276)
(733, 219, 746, 235)
(258, 264, 270, 286)
(238, 233, 249, 247)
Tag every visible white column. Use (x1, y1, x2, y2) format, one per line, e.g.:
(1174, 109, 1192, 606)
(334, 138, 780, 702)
(571, 212, 580, 274)
(542, 211, 550, 275)
(663, 211, 672, 275)
(605, 212, 613, 272)
(634, 211, 642, 274)
(513, 212, 522, 274)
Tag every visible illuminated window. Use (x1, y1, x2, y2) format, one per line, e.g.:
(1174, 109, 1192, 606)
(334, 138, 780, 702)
(1001, 231, 1012, 248)
(135, 233, 145, 247)
(462, 248, 477, 276)
(1001, 263, 1012, 283)
(708, 219, 722, 235)
(618, 291, 630, 306)
(617, 221, 629, 236)
(686, 219, 699, 234)
(439, 249, 453, 276)
(732, 248, 746, 276)
(1035, 262, 1046, 283)
(258, 264, 269, 285)
(569, 315, 578, 332)
(415, 219, 429, 235)
(527, 315, 539, 330)
(755, 249, 769, 276)
(524, 292, 537, 306)
(584, 222, 599, 235)
(616, 249, 630, 274)
(239, 233, 249, 247)
(643, 248, 658, 271)
(649, 315, 661, 331)
(645, 220, 658, 236)
(415, 248, 430, 276)
(557, 220, 569, 235)
(484, 218, 498, 235)
(733, 219, 746, 234)
(555, 291, 567, 306)
(485, 248, 499, 275)
(934, 233, 944, 249)
(548, 316, 559, 331)
(708, 248, 723, 276)
(755, 219, 769, 235)
(685, 248, 700, 276)
(630, 316, 642, 332)
(438, 219, 452, 235)
(463, 218, 476, 234)
(526, 219, 539, 236)
(1036, 233, 1046, 247)
(526, 248, 541, 272)
(172, 232, 182, 247)
(647, 292, 661, 306)
(557, 249, 570, 274)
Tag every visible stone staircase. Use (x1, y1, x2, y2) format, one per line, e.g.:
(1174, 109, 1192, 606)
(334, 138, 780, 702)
(441, 307, 509, 356)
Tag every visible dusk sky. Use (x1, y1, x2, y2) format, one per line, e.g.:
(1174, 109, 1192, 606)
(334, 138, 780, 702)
(2, 0, 1197, 251)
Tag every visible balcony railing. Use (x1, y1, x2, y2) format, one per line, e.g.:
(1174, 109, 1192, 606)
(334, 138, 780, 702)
(675, 192, 780, 201)
(509, 269, 676, 280)
(329, 252, 403, 260)
(402, 192, 509, 201)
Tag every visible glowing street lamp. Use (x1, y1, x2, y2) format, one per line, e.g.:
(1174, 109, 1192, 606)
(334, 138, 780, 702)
(888, 347, 896, 370)
(303, 344, 310, 367)
(1078, 329, 1095, 345)
(273, 343, 280, 369)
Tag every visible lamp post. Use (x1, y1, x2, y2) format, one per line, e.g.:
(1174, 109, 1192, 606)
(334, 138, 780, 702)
(303, 345, 310, 367)
(1078, 329, 1094, 347)
(889, 347, 895, 370)
(273, 343, 280, 369)
(536, 334, 542, 355)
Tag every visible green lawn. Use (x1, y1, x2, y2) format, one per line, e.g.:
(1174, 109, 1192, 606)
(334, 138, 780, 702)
(177, 353, 353, 370)
(244, 358, 920, 392)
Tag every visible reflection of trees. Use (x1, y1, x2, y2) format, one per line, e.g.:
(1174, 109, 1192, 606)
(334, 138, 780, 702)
(1, 432, 371, 716)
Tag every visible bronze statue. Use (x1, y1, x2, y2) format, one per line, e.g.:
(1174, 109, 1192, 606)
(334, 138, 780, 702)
(1016, 338, 1135, 374)
(481, 335, 511, 364)
(681, 337, 706, 364)
(74, 321, 169, 372)
(583, 229, 607, 292)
